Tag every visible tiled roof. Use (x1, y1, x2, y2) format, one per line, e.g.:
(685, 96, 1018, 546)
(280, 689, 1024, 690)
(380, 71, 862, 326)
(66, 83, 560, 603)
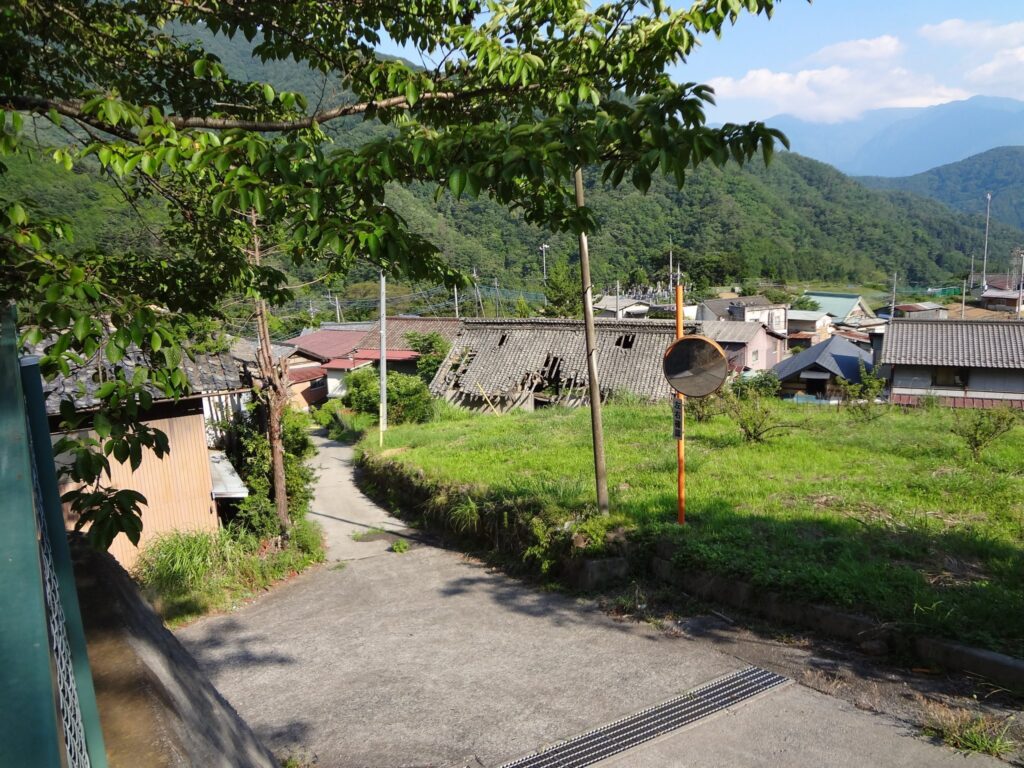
(894, 302, 944, 311)
(699, 296, 771, 319)
(697, 320, 767, 344)
(880, 319, 1024, 368)
(593, 295, 650, 312)
(282, 329, 368, 360)
(981, 289, 1022, 300)
(431, 318, 676, 401)
(773, 335, 873, 383)
(230, 337, 298, 365)
(43, 350, 245, 415)
(358, 317, 461, 351)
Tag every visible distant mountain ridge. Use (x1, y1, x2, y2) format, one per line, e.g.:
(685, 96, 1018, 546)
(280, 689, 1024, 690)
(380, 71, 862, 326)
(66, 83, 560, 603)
(771, 96, 1024, 177)
(857, 146, 1024, 231)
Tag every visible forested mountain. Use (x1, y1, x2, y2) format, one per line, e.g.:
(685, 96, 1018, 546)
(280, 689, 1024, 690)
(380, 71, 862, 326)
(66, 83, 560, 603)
(858, 147, 1024, 231)
(770, 96, 1024, 177)
(4, 29, 1022, 299)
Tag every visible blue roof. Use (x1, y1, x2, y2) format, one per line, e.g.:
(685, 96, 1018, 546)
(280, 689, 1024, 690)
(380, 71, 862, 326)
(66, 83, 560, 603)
(773, 335, 873, 383)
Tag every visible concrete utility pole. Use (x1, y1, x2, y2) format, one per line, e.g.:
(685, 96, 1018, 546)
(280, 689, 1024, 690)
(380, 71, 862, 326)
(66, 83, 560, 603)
(969, 251, 976, 290)
(615, 279, 620, 319)
(453, 285, 459, 319)
(574, 167, 610, 515)
(378, 269, 387, 447)
(982, 192, 992, 289)
(334, 296, 341, 323)
(668, 236, 674, 293)
(539, 243, 550, 283)
(890, 271, 897, 318)
(961, 279, 967, 319)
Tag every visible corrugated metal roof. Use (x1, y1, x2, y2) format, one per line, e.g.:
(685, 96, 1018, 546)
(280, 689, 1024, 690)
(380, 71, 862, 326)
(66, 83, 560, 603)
(288, 366, 327, 384)
(803, 291, 874, 320)
(699, 296, 772, 319)
(282, 329, 367, 360)
(357, 317, 461, 351)
(787, 310, 829, 322)
(881, 319, 1024, 368)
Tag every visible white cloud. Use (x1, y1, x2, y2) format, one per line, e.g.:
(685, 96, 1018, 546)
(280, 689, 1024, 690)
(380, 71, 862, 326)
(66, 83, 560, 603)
(811, 35, 903, 63)
(967, 46, 1024, 84)
(708, 65, 970, 123)
(919, 19, 1024, 48)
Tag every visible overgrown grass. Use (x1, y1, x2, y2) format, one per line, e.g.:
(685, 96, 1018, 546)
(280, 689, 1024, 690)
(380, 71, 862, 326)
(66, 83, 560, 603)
(360, 401, 1024, 656)
(135, 519, 324, 625)
(924, 703, 1016, 757)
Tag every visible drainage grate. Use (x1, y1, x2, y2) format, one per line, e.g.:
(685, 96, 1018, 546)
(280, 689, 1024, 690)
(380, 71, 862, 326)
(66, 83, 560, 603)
(498, 666, 788, 768)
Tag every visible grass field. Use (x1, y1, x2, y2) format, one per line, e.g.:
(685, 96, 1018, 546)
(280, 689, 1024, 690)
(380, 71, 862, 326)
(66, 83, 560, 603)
(361, 401, 1024, 656)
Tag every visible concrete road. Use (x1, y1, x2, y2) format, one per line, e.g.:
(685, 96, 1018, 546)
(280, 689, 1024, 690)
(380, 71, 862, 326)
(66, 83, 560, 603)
(178, 435, 1001, 767)
(306, 431, 411, 561)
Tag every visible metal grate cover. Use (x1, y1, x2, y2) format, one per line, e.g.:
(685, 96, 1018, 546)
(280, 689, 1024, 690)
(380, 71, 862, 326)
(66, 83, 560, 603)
(499, 666, 788, 768)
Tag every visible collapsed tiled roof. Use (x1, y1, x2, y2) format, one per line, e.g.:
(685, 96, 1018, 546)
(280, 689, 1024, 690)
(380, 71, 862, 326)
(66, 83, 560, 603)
(431, 318, 676, 402)
(43, 350, 246, 416)
(881, 319, 1024, 368)
(230, 337, 300, 365)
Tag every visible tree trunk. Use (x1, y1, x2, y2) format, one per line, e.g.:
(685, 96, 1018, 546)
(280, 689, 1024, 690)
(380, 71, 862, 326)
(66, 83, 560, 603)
(250, 210, 292, 536)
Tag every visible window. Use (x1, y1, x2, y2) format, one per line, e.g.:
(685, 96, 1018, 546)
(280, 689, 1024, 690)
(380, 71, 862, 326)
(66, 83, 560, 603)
(498, 333, 508, 347)
(751, 349, 759, 363)
(932, 367, 968, 387)
(614, 334, 636, 349)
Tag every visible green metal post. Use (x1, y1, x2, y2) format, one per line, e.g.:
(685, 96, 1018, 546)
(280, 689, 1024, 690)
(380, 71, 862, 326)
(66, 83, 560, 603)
(21, 352, 109, 768)
(0, 307, 63, 766)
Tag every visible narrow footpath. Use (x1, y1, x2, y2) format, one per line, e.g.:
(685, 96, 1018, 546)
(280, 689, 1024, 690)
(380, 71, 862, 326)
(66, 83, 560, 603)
(178, 433, 1003, 768)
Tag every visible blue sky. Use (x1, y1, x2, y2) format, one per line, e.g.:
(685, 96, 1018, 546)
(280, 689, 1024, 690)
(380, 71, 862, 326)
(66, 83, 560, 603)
(377, 1, 1023, 124)
(674, 0, 1024, 122)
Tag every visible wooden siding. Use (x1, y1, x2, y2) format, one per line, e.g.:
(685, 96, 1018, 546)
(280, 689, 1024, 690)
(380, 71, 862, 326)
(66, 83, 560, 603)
(59, 412, 219, 570)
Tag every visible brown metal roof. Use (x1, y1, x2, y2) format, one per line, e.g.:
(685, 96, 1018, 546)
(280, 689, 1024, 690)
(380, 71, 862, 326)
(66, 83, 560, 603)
(880, 319, 1024, 368)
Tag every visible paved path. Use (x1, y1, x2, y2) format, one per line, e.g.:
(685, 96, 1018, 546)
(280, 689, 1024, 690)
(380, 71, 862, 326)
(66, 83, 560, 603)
(179, 434, 1001, 767)
(306, 430, 411, 561)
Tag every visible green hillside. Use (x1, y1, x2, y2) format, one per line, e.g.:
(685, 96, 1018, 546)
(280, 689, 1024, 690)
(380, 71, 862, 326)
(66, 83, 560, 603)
(858, 146, 1024, 231)
(5, 28, 1021, 299)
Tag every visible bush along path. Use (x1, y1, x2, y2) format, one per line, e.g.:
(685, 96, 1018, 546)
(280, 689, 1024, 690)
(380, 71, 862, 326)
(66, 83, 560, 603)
(355, 401, 1024, 675)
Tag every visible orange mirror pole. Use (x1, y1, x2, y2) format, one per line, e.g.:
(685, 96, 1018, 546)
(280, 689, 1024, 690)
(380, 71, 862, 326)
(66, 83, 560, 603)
(675, 284, 685, 525)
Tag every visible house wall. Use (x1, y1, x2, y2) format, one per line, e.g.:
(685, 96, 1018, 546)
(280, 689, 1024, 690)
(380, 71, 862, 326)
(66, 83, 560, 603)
(744, 331, 787, 371)
(890, 365, 1024, 408)
(326, 370, 348, 398)
(58, 411, 219, 570)
(743, 306, 788, 334)
(289, 377, 328, 410)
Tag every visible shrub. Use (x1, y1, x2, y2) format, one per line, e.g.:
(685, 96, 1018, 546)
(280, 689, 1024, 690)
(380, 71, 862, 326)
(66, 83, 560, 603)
(836, 362, 886, 422)
(722, 390, 796, 443)
(404, 331, 451, 384)
(685, 393, 721, 423)
(951, 406, 1018, 460)
(729, 370, 780, 400)
(391, 538, 410, 554)
(344, 367, 434, 424)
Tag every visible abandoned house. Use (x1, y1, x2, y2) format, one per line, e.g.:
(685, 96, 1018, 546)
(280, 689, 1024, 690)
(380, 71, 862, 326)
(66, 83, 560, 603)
(430, 318, 677, 411)
(46, 352, 250, 569)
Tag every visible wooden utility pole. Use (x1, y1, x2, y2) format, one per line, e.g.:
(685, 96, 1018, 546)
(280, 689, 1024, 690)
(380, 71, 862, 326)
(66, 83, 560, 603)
(675, 284, 685, 525)
(249, 210, 291, 536)
(574, 167, 609, 515)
